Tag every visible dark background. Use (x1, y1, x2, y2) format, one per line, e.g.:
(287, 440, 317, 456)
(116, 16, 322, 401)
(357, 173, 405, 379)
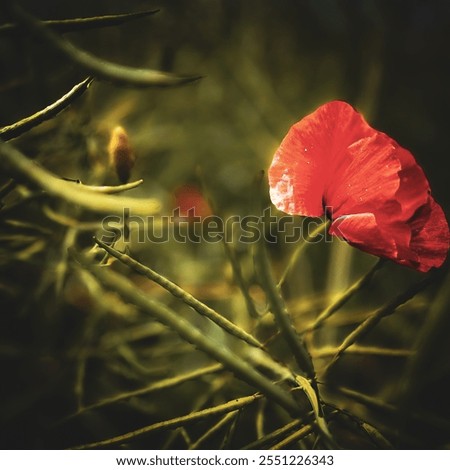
(2, 0, 449, 208)
(1, 0, 449, 449)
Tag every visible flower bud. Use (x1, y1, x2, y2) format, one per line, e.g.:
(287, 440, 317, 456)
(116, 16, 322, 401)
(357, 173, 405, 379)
(108, 126, 135, 183)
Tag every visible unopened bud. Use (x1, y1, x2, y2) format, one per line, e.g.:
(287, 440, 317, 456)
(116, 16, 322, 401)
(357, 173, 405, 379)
(108, 126, 135, 183)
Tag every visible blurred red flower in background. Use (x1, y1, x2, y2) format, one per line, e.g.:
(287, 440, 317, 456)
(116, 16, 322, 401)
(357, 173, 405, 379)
(173, 184, 212, 220)
(269, 100, 449, 272)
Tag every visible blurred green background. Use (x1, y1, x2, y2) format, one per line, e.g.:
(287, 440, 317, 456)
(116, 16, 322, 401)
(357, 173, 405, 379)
(2, 0, 449, 208)
(1, 0, 449, 449)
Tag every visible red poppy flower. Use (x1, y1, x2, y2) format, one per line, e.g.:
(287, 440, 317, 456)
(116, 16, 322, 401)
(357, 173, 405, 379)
(268, 100, 449, 272)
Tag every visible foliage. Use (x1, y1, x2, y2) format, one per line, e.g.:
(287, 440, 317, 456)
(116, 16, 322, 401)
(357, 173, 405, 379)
(1, 0, 449, 450)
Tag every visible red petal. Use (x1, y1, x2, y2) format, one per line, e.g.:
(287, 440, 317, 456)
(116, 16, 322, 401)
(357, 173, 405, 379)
(269, 100, 449, 272)
(329, 213, 404, 260)
(268, 124, 325, 217)
(326, 133, 402, 217)
(330, 200, 449, 272)
(394, 146, 430, 220)
(269, 101, 375, 217)
(397, 198, 449, 272)
(269, 101, 432, 222)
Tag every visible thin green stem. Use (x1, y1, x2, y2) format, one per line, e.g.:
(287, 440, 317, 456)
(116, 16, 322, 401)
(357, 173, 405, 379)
(77, 256, 303, 418)
(0, 10, 159, 34)
(95, 238, 263, 349)
(397, 272, 450, 437)
(255, 240, 316, 381)
(0, 179, 17, 202)
(77, 180, 144, 194)
(254, 231, 336, 448)
(330, 385, 450, 432)
(0, 141, 160, 216)
(277, 220, 330, 290)
(311, 345, 411, 359)
(189, 411, 239, 449)
(271, 423, 314, 450)
(66, 364, 223, 420)
(222, 238, 260, 319)
(0, 77, 93, 141)
(72, 394, 262, 449)
(243, 418, 304, 450)
(322, 271, 444, 376)
(255, 400, 266, 439)
(9, 3, 201, 88)
(42, 206, 101, 231)
(198, 169, 260, 320)
(303, 258, 385, 334)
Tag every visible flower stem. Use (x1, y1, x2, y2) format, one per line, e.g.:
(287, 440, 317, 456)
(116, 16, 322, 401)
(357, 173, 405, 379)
(0, 141, 160, 216)
(322, 269, 445, 376)
(189, 411, 239, 449)
(303, 258, 385, 334)
(0, 9, 159, 34)
(76, 254, 303, 418)
(8, 3, 201, 88)
(73, 393, 262, 449)
(254, 233, 337, 448)
(65, 364, 223, 420)
(255, 240, 316, 380)
(95, 237, 263, 349)
(243, 418, 305, 450)
(277, 220, 330, 290)
(0, 77, 93, 141)
(271, 423, 314, 450)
